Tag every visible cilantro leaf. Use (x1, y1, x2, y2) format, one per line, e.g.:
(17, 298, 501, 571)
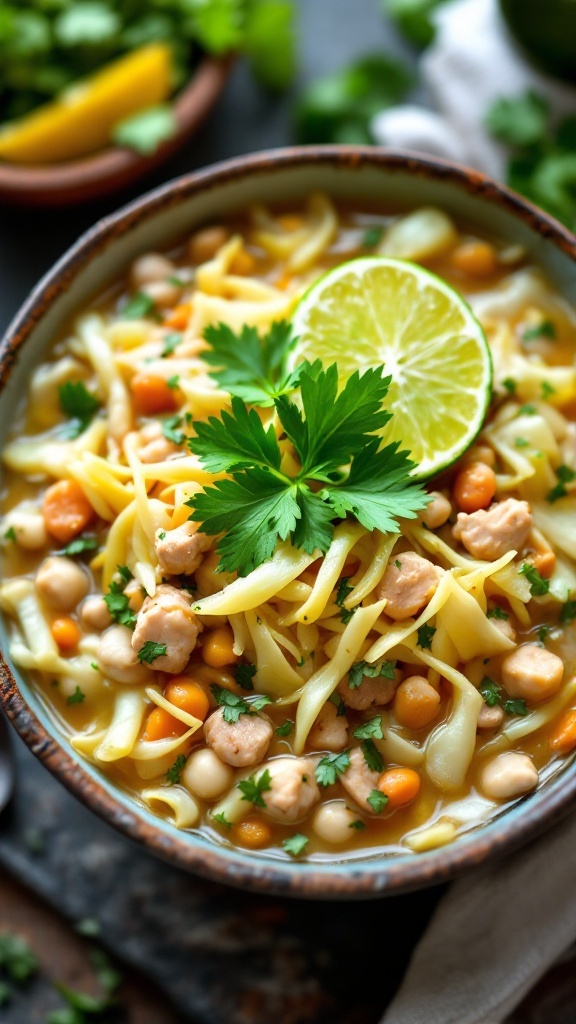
(315, 750, 350, 787)
(349, 659, 395, 689)
(211, 684, 252, 723)
(112, 104, 177, 155)
(335, 576, 356, 624)
(162, 332, 182, 358)
(275, 720, 293, 737)
(360, 739, 384, 773)
(349, 818, 366, 830)
(67, 687, 85, 706)
(162, 415, 186, 446)
(354, 717, 383, 741)
(417, 624, 436, 650)
(560, 600, 576, 624)
(238, 768, 272, 808)
(546, 463, 576, 503)
(502, 377, 517, 394)
(282, 833, 308, 857)
(522, 320, 556, 342)
(103, 581, 136, 628)
(235, 663, 257, 690)
(480, 677, 502, 707)
(328, 693, 347, 716)
(504, 698, 529, 717)
(252, 695, 272, 711)
(362, 225, 383, 248)
(190, 397, 283, 473)
(485, 90, 548, 147)
(213, 812, 232, 828)
(200, 320, 301, 406)
(487, 606, 508, 621)
(137, 641, 167, 664)
(3, 527, 16, 543)
(59, 381, 100, 438)
(383, 0, 444, 47)
(367, 789, 388, 814)
(166, 754, 187, 785)
(62, 535, 98, 557)
(122, 291, 155, 319)
(519, 562, 550, 596)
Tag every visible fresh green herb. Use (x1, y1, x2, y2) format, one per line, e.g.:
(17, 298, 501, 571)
(0, 932, 39, 982)
(315, 750, 350, 787)
(161, 331, 182, 357)
(417, 623, 436, 650)
(137, 641, 167, 664)
(3, 527, 16, 542)
(347, 659, 395, 690)
(504, 698, 529, 717)
(59, 381, 100, 438)
(282, 833, 308, 857)
(234, 662, 256, 690)
(518, 404, 537, 416)
(502, 377, 517, 394)
(113, 104, 177, 154)
(211, 685, 252, 723)
(546, 464, 576, 503)
(238, 769, 272, 808)
(122, 291, 155, 319)
(487, 606, 508, 620)
(560, 599, 576, 624)
(161, 414, 186, 446)
(522, 320, 556, 342)
(362, 225, 384, 248)
(103, 580, 136, 628)
(519, 562, 550, 596)
(242, 0, 296, 91)
(75, 918, 101, 938)
(187, 361, 428, 576)
(349, 819, 366, 830)
(213, 812, 232, 828)
(367, 789, 388, 814)
(158, 531, 166, 541)
(537, 624, 550, 645)
(167, 374, 180, 390)
(200, 320, 302, 407)
(296, 54, 412, 145)
(515, 437, 529, 448)
(166, 753, 187, 785)
(360, 739, 385, 773)
(353, 716, 383, 741)
(328, 692, 347, 716)
(486, 90, 549, 147)
(275, 720, 293, 737)
(335, 576, 356, 624)
(394, 558, 402, 569)
(168, 276, 185, 287)
(117, 565, 132, 583)
(62, 535, 99, 557)
(252, 695, 272, 711)
(480, 677, 502, 707)
(541, 381, 556, 399)
(383, 0, 447, 47)
(67, 687, 85, 705)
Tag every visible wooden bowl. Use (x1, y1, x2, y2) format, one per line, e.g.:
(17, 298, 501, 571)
(0, 55, 233, 207)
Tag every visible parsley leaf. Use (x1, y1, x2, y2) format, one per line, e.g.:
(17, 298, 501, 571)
(354, 717, 383, 741)
(167, 374, 180, 390)
(161, 332, 182, 358)
(213, 812, 232, 828)
(504, 698, 529, 717)
(335, 576, 355, 624)
(282, 833, 308, 857)
(348, 659, 395, 689)
(137, 641, 167, 664)
(67, 687, 85, 706)
(62, 535, 98, 557)
(112, 104, 177, 155)
(166, 753, 186, 785)
(349, 818, 366, 830)
(480, 677, 502, 707)
(519, 562, 550, 596)
(275, 720, 293, 737)
(315, 750, 350, 787)
(3, 527, 16, 542)
(362, 225, 383, 248)
(200, 320, 302, 406)
(546, 463, 576, 503)
(238, 769, 272, 808)
(502, 377, 517, 394)
(162, 414, 186, 446)
(367, 789, 388, 814)
(122, 291, 155, 319)
(211, 684, 252, 723)
(234, 662, 257, 690)
(485, 90, 549, 147)
(103, 580, 136, 628)
(560, 600, 576, 624)
(487, 606, 508, 620)
(417, 624, 436, 650)
(59, 381, 100, 438)
(360, 738, 384, 772)
(522, 320, 556, 342)
(328, 693, 347, 716)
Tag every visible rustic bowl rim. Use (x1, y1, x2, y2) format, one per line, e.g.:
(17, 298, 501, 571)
(1, 144, 576, 899)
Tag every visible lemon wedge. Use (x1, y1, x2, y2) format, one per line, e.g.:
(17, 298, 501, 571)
(290, 257, 492, 479)
(0, 43, 173, 164)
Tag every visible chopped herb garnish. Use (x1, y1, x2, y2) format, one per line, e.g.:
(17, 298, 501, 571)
(58, 381, 100, 438)
(161, 331, 182, 357)
(200, 320, 301, 407)
(362, 226, 384, 248)
(166, 753, 187, 785)
(158, 531, 166, 541)
(67, 686, 85, 705)
(336, 576, 356, 624)
(137, 641, 167, 664)
(518, 404, 537, 416)
(480, 677, 502, 707)
(90, 662, 99, 671)
(353, 716, 383, 741)
(504, 698, 529, 717)
(3, 527, 16, 542)
(349, 819, 366, 830)
(211, 685, 252, 723)
(546, 463, 576, 502)
(275, 720, 294, 737)
(117, 565, 132, 583)
(315, 750, 350, 787)
(560, 600, 576, 624)
(541, 381, 556, 399)
(234, 662, 256, 690)
(122, 291, 155, 319)
(167, 374, 180, 389)
(162, 414, 186, 446)
(487, 606, 509, 620)
(537, 624, 550, 645)
(394, 558, 402, 569)
(360, 739, 385, 773)
(252, 695, 272, 711)
(367, 789, 388, 814)
(522, 320, 556, 342)
(283, 833, 309, 857)
(213, 812, 232, 829)
(168, 275, 185, 287)
(348, 659, 395, 689)
(103, 580, 136, 628)
(328, 692, 347, 716)
(417, 623, 436, 650)
(519, 562, 550, 596)
(238, 769, 272, 808)
(62, 535, 99, 557)
(515, 437, 529, 448)
(502, 377, 517, 394)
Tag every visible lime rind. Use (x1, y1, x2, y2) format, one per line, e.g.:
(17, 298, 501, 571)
(290, 256, 492, 480)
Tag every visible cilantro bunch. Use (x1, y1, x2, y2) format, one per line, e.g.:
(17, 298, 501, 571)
(186, 324, 428, 576)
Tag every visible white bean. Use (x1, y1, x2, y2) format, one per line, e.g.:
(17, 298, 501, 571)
(5, 511, 48, 550)
(35, 556, 90, 612)
(420, 492, 452, 530)
(481, 752, 538, 801)
(130, 253, 176, 288)
(81, 596, 112, 632)
(312, 801, 359, 844)
(181, 748, 234, 800)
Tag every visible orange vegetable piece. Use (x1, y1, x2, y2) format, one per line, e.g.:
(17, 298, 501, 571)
(394, 676, 441, 730)
(528, 549, 556, 578)
(201, 626, 238, 669)
(51, 616, 81, 650)
(450, 241, 498, 278)
(130, 372, 178, 415)
(163, 302, 191, 330)
(164, 678, 210, 721)
(453, 461, 497, 513)
(550, 709, 576, 755)
(230, 248, 256, 276)
(233, 816, 272, 849)
(42, 479, 94, 544)
(143, 706, 188, 741)
(378, 767, 421, 809)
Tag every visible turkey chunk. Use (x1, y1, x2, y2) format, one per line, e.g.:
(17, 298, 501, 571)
(261, 757, 320, 823)
(501, 643, 564, 703)
(204, 706, 273, 767)
(376, 551, 441, 621)
(155, 522, 212, 576)
(338, 668, 399, 711)
(452, 498, 532, 561)
(131, 584, 199, 674)
(340, 746, 382, 813)
(308, 701, 349, 752)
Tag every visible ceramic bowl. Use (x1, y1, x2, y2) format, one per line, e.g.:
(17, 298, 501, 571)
(0, 55, 232, 208)
(1, 146, 576, 898)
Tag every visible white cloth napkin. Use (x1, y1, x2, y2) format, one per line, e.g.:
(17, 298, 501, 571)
(372, 3, 576, 1020)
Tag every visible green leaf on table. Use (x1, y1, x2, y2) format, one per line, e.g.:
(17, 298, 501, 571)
(485, 90, 549, 147)
(244, 0, 296, 90)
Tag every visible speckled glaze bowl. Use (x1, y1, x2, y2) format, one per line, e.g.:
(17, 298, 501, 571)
(1, 147, 576, 898)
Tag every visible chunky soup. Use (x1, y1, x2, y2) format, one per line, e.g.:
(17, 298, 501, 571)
(2, 195, 576, 861)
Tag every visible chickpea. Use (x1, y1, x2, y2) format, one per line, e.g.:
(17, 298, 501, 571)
(501, 644, 564, 703)
(491, 616, 517, 644)
(188, 226, 230, 264)
(481, 752, 538, 801)
(124, 578, 145, 614)
(97, 625, 150, 685)
(453, 461, 497, 513)
(81, 596, 112, 632)
(394, 676, 441, 730)
(35, 556, 90, 612)
(312, 801, 358, 844)
(420, 491, 452, 530)
(130, 253, 176, 289)
(4, 511, 48, 550)
(477, 704, 505, 730)
(182, 748, 234, 800)
(141, 280, 182, 309)
(461, 444, 496, 468)
(450, 241, 498, 278)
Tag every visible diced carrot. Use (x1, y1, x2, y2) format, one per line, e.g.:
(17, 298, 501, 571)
(378, 767, 421, 809)
(130, 372, 178, 415)
(273, 271, 293, 291)
(528, 549, 556, 578)
(201, 626, 238, 668)
(453, 461, 497, 513)
(163, 302, 192, 330)
(233, 816, 272, 848)
(51, 616, 81, 649)
(42, 479, 94, 544)
(550, 709, 576, 755)
(450, 241, 498, 277)
(230, 248, 256, 276)
(143, 706, 188, 741)
(164, 678, 210, 721)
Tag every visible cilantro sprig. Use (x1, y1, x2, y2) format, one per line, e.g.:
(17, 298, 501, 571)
(187, 359, 428, 576)
(58, 381, 100, 439)
(200, 321, 307, 407)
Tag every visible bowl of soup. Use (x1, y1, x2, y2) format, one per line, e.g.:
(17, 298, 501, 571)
(1, 146, 576, 897)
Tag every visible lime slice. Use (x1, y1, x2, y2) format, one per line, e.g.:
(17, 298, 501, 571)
(290, 256, 492, 479)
